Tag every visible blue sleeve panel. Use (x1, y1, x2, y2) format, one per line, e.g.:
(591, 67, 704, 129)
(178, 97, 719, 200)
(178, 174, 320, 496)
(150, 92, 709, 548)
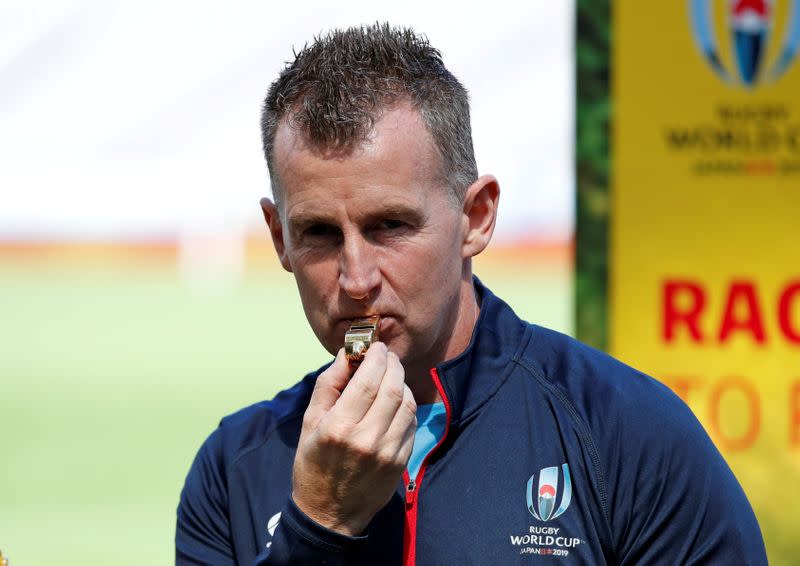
(175, 280, 767, 565)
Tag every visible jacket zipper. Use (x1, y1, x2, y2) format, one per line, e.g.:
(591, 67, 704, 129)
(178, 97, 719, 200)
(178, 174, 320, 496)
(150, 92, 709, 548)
(403, 367, 452, 566)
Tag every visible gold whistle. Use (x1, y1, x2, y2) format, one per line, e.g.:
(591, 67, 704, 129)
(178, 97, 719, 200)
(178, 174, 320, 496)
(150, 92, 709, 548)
(344, 315, 381, 367)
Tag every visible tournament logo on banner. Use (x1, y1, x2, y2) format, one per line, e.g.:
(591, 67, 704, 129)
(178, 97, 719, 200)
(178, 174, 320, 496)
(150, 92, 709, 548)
(690, 0, 800, 86)
(652, 1, 800, 179)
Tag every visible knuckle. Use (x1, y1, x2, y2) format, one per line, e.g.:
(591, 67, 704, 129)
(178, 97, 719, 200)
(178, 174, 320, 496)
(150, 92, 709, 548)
(352, 374, 379, 398)
(402, 398, 418, 419)
(316, 367, 336, 384)
(318, 359, 347, 384)
(402, 388, 417, 416)
(375, 450, 399, 470)
(384, 380, 405, 403)
(387, 352, 405, 373)
(319, 423, 350, 447)
(350, 437, 377, 460)
(311, 376, 335, 398)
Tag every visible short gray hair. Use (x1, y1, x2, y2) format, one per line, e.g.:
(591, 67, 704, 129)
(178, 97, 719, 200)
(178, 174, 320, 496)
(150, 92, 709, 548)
(260, 23, 478, 210)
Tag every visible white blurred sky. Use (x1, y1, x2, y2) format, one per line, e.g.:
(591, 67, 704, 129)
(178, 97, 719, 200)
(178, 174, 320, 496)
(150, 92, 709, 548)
(0, 1, 574, 244)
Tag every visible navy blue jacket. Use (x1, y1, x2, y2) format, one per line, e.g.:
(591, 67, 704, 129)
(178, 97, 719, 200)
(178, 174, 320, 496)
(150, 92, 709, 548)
(176, 280, 767, 565)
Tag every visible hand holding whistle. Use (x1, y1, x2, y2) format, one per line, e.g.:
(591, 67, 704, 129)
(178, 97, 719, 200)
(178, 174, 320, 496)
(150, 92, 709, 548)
(291, 334, 417, 537)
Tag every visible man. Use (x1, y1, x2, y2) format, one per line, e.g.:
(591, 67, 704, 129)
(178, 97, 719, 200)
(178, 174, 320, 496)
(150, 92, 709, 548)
(176, 24, 767, 565)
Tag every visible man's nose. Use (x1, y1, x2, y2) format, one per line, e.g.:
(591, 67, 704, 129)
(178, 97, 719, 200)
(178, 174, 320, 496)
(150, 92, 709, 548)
(338, 234, 380, 300)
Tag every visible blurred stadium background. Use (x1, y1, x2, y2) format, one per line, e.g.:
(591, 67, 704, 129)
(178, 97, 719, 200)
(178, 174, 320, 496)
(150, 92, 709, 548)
(0, 2, 573, 563)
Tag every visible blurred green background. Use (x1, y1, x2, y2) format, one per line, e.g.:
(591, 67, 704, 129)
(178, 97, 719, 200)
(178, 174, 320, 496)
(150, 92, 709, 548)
(0, 244, 571, 564)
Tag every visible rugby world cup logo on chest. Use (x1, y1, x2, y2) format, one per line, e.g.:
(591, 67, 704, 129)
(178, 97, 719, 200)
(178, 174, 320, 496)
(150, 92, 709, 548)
(526, 463, 572, 521)
(511, 464, 581, 558)
(689, 0, 800, 87)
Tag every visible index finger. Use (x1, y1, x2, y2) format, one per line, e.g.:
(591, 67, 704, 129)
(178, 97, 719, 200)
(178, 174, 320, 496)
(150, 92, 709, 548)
(330, 342, 389, 424)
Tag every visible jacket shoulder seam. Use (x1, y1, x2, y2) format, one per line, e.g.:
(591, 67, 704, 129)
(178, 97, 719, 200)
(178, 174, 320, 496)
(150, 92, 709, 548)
(513, 355, 613, 530)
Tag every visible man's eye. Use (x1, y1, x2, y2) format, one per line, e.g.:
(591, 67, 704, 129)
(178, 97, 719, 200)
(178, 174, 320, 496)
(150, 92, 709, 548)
(304, 224, 340, 238)
(375, 219, 407, 231)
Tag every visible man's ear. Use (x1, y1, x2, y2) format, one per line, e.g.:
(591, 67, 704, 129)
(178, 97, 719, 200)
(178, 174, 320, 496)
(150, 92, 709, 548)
(260, 197, 293, 272)
(460, 174, 500, 259)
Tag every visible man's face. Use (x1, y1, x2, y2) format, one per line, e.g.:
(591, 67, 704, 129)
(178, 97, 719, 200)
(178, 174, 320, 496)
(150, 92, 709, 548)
(267, 105, 469, 372)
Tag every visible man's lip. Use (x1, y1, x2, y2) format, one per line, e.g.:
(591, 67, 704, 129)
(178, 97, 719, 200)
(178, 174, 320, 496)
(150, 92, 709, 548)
(339, 313, 393, 322)
(338, 314, 395, 332)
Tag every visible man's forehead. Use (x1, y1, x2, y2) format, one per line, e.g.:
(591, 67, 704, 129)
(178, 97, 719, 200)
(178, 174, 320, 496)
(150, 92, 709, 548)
(272, 104, 441, 177)
(272, 104, 449, 222)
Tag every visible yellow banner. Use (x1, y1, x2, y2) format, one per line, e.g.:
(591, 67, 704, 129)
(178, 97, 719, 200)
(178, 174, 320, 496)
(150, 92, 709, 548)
(611, 0, 800, 560)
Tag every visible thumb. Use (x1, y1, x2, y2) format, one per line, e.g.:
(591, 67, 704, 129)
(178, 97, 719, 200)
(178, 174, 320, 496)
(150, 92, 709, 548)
(306, 349, 350, 417)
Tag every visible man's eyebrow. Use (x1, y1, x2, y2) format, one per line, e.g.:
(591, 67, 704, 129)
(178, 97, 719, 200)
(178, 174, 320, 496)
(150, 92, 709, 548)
(287, 212, 335, 232)
(361, 204, 426, 224)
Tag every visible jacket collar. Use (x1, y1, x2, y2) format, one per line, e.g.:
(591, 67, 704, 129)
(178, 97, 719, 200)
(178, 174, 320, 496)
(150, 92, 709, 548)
(433, 277, 530, 429)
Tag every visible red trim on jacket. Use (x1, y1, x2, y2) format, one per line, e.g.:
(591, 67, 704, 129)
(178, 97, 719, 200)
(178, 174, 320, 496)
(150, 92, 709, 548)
(402, 368, 452, 566)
